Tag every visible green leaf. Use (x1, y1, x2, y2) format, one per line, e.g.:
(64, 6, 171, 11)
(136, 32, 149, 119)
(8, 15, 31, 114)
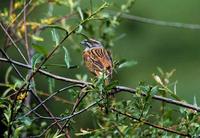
(31, 35, 44, 42)
(13, 126, 24, 138)
(193, 96, 197, 106)
(151, 86, 158, 95)
(32, 53, 43, 71)
(62, 46, 71, 68)
(32, 44, 48, 56)
(5, 66, 12, 84)
(75, 129, 92, 136)
(19, 117, 32, 126)
(51, 28, 60, 45)
(77, 7, 84, 20)
(48, 77, 55, 93)
(118, 60, 137, 69)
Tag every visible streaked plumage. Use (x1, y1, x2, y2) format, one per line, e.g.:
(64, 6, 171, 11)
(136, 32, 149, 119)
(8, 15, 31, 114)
(81, 39, 113, 83)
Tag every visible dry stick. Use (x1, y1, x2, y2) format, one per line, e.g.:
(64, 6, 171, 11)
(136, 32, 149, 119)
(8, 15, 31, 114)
(1, 57, 200, 112)
(111, 108, 190, 137)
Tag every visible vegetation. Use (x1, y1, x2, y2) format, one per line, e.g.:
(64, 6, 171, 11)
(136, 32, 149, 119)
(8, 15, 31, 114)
(0, 0, 199, 137)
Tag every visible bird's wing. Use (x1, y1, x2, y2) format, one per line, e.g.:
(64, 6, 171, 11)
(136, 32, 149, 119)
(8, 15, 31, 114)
(83, 47, 112, 78)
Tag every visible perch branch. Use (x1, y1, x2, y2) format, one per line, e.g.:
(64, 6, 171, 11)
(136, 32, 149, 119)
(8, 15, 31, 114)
(1, 57, 200, 112)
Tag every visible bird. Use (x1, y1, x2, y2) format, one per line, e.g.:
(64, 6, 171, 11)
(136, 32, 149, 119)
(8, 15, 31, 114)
(81, 38, 113, 85)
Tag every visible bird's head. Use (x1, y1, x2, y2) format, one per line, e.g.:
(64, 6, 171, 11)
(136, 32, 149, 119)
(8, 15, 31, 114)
(80, 39, 103, 49)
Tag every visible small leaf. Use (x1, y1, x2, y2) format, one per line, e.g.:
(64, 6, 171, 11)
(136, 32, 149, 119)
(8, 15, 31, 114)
(118, 60, 137, 69)
(5, 66, 12, 84)
(32, 53, 43, 71)
(62, 46, 71, 68)
(32, 44, 48, 56)
(13, 126, 24, 138)
(151, 86, 158, 95)
(193, 96, 197, 106)
(31, 35, 44, 42)
(19, 117, 32, 126)
(48, 77, 55, 93)
(76, 25, 83, 33)
(75, 129, 92, 136)
(51, 28, 60, 45)
(77, 7, 84, 20)
(157, 67, 164, 75)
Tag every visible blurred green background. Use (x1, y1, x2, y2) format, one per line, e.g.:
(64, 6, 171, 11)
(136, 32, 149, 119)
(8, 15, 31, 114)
(1, 0, 200, 106)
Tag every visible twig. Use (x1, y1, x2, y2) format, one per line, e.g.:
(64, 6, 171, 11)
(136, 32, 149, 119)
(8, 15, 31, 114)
(111, 108, 190, 137)
(31, 98, 103, 138)
(7, 0, 33, 28)
(23, 85, 81, 117)
(1, 57, 200, 112)
(28, 89, 63, 130)
(0, 22, 29, 64)
(59, 87, 88, 136)
(23, 0, 31, 62)
(117, 13, 200, 30)
(0, 49, 25, 81)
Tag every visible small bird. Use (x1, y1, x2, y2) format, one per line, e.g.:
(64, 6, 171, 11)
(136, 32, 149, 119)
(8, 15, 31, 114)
(81, 39, 113, 85)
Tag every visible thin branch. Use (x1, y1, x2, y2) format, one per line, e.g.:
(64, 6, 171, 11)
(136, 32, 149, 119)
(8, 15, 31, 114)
(7, 0, 33, 28)
(23, 85, 81, 117)
(59, 88, 88, 135)
(111, 108, 190, 137)
(28, 89, 63, 130)
(23, 0, 31, 62)
(31, 98, 103, 138)
(0, 49, 25, 81)
(0, 22, 29, 64)
(117, 13, 200, 30)
(1, 57, 200, 112)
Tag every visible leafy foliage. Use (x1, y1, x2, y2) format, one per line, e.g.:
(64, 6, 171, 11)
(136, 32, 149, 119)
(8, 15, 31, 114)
(0, 0, 199, 138)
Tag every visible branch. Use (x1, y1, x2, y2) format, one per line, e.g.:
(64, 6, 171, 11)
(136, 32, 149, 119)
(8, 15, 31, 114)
(116, 13, 200, 30)
(1, 57, 200, 112)
(111, 108, 190, 137)
(31, 98, 103, 138)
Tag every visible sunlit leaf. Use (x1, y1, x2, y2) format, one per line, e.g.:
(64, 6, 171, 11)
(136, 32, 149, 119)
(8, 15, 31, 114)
(51, 28, 60, 45)
(31, 35, 44, 42)
(118, 60, 137, 69)
(48, 77, 55, 93)
(62, 46, 71, 68)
